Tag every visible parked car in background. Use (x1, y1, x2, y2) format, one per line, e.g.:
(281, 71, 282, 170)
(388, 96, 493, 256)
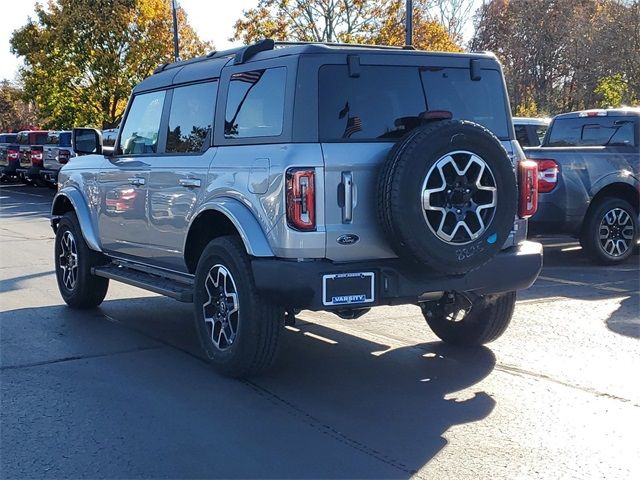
(0, 133, 18, 181)
(52, 40, 542, 378)
(15, 130, 49, 185)
(513, 117, 550, 147)
(41, 131, 74, 186)
(524, 107, 639, 264)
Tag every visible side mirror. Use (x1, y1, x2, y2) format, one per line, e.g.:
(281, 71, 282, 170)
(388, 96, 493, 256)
(72, 128, 104, 156)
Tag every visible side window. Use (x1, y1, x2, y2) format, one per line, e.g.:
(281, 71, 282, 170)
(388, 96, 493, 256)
(535, 125, 548, 145)
(514, 125, 530, 146)
(119, 90, 166, 155)
(166, 81, 217, 153)
(224, 67, 286, 138)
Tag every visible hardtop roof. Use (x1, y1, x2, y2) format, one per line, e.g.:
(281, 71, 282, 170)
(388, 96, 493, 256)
(134, 41, 500, 94)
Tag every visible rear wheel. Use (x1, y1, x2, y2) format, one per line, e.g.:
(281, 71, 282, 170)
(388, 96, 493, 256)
(421, 291, 516, 346)
(54, 212, 109, 308)
(193, 236, 284, 378)
(580, 198, 638, 265)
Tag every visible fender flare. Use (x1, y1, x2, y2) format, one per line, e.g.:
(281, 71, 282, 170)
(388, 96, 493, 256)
(51, 187, 102, 252)
(187, 198, 274, 257)
(589, 172, 639, 198)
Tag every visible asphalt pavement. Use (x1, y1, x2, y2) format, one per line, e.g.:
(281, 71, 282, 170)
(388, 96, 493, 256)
(1, 184, 639, 479)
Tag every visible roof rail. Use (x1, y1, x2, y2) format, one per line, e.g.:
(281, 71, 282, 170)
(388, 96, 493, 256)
(205, 39, 275, 64)
(152, 39, 276, 74)
(274, 40, 403, 51)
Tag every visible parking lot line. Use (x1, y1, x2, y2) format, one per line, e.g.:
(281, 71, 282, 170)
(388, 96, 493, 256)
(538, 275, 629, 293)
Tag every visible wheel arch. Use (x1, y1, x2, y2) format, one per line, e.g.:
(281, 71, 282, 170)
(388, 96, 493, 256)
(587, 181, 640, 218)
(51, 188, 102, 252)
(184, 199, 274, 274)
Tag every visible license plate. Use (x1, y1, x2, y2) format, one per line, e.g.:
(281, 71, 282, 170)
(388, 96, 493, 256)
(322, 272, 375, 306)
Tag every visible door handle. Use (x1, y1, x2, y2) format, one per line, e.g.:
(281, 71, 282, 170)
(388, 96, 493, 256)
(179, 178, 201, 188)
(127, 176, 146, 186)
(341, 171, 353, 223)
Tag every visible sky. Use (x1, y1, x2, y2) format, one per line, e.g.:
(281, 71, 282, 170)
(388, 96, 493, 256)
(0, 0, 256, 81)
(1, 0, 479, 82)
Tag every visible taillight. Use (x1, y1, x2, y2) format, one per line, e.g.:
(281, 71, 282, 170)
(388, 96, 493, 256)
(518, 160, 539, 219)
(7, 149, 18, 161)
(536, 159, 559, 193)
(58, 150, 70, 164)
(31, 147, 43, 167)
(286, 168, 316, 231)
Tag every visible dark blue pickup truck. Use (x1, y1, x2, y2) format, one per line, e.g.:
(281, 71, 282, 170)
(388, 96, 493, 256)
(524, 108, 639, 264)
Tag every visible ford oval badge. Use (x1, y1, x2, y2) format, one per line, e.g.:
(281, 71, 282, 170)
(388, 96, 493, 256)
(337, 234, 360, 245)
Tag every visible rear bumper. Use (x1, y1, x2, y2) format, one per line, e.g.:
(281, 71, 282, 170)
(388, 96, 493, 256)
(16, 166, 43, 181)
(40, 169, 59, 183)
(252, 241, 543, 311)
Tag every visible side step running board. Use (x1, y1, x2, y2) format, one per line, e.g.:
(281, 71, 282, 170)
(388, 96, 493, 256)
(92, 264, 194, 303)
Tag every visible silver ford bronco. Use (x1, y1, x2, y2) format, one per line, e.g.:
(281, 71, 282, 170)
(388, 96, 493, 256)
(52, 40, 543, 377)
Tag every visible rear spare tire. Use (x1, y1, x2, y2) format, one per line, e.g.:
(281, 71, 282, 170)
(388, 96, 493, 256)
(378, 120, 517, 274)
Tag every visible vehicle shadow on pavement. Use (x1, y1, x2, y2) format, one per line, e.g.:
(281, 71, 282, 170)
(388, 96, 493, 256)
(606, 294, 640, 338)
(521, 238, 639, 338)
(0, 186, 55, 220)
(1, 297, 496, 478)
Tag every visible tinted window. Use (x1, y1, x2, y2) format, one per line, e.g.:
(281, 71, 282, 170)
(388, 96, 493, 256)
(319, 65, 426, 141)
(421, 68, 509, 139)
(535, 125, 548, 144)
(31, 133, 48, 145)
(547, 117, 637, 147)
(46, 132, 60, 145)
(225, 68, 286, 138)
(166, 81, 217, 153)
(59, 132, 72, 147)
(514, 125, 531, 146)
(17, 133, 29, 145)
(0, 134, 17, 143)
(119, 90, 166, 154)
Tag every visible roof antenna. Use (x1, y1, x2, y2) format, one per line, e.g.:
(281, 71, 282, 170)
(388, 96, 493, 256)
(171, 0, 180, 62)
(404, 0, 415, 50)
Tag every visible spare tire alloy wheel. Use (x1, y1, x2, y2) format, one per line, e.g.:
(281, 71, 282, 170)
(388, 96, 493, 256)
(377, 120, 517, 274)
(598, 207, 635, 258)
(58, 230, 79, 291)
(422, 150, 497, 245)
(202, 264, 239, 351)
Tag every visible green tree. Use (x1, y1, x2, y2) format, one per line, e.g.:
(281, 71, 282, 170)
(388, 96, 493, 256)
(232, 0, 460, 52)
(10, 0, 211, 129)
(594, 74, 637, 107)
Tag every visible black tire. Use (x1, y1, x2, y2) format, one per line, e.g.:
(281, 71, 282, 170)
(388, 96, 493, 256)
(378, 120, 517, 274)
(580, 197, 638, 265)
(54, 211, 109, 308)
(193, 236, 284, 378)
(422, 291, 516, 346)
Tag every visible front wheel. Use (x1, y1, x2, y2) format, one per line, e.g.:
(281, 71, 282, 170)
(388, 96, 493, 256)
(54, 212, 109, 308)
(193, 236, 284, 378)
(421, 291, 516, 346)
(580, 198, 638, 265)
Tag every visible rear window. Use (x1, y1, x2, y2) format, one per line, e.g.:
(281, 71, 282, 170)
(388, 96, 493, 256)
(46, 132, 60, 145)
(59, 132, 72, 147)
(0, 134, 17, 143)
(33, 133, 48, 145)
(420, 67, 509, 139)
(17, 133, 29, 145)
(547, 117, 637, 147)
(319, 65, 426, 140)
(318, 65, 510, 141)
